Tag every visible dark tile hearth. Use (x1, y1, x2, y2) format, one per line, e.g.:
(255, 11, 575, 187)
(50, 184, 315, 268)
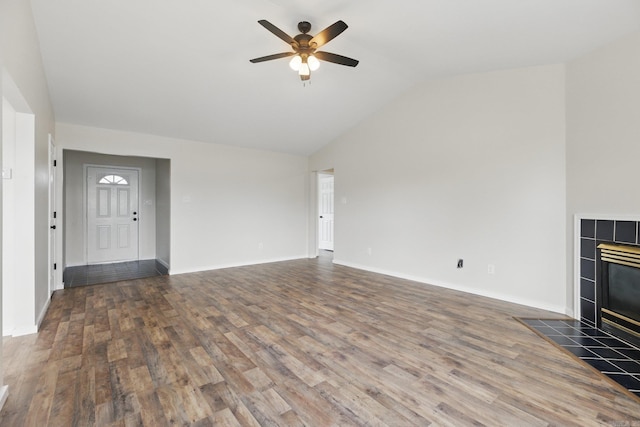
(522, 318, 640, 399)
(63, 259, 168, 288)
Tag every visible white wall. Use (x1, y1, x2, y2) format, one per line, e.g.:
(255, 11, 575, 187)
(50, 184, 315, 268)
(0, 0, 56, 406)
(2, 97, 37, 336)
(63, 150, 158, 266)
(566, 31, 640, 310)
(56, 123, 309, 274)
(0, 72, 4, 407)
(0, 0, 55, 337)
(1, 99, 16, 336)
(311, 64, 568, 314)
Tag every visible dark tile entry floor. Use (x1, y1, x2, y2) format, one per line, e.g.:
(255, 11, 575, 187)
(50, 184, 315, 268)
(521, 318, 640, 399)
(63, 259, 168, 288)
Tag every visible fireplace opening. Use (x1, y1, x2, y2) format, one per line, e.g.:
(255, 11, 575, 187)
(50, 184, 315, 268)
(597, 243, 640, 344)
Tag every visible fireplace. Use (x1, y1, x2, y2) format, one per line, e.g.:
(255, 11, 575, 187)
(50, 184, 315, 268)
(597, 243, 640, 342)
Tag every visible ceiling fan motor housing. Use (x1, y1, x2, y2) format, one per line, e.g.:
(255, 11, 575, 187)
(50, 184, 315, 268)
(297, 21, 312, 34)
(293, 33, 315, 55)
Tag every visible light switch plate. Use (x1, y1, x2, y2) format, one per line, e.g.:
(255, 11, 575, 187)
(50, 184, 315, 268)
(2, 168, 12, 179)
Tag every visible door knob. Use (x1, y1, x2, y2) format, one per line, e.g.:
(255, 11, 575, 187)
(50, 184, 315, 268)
(319, 216, 324, 218)
(133, 211, 137, 215)
(50, 225, 56, 230)
(133, 218, 137, 221)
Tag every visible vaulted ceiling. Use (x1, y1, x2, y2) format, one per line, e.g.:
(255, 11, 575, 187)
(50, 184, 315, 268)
(30, 0, 640, 155)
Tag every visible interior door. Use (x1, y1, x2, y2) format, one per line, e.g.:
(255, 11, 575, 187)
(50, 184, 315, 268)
(318, 174, 334, 251)
(86, 166, 139, 264)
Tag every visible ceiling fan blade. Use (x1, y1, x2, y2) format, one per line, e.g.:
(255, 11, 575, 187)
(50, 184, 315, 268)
(250, 52, 296, 63)
(315, 51, 359, 67)
(257, 20, 296, 46)
(310, 20, 348, 48)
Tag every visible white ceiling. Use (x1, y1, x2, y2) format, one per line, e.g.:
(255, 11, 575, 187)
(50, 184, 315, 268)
(30, 0, 640, 155)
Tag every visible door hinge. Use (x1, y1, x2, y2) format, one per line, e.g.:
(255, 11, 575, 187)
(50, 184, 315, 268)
(53, 211, 57, 219)
(54, 263, 57, 270)
(53, 160, 57, 167)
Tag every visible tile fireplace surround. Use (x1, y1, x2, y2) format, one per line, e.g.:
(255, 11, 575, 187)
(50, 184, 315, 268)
(572, 218, 640, 398)
(578, 218, 640, 328)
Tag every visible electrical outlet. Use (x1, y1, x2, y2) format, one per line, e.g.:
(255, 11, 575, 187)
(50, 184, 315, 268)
(367, 247, 372, 256)
(488, 264, 495, 274)
(457, 259, 463, 268)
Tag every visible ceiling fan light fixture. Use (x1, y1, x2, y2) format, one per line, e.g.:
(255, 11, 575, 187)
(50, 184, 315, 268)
(298, 61, 310, 77)
(289, 55, 302, 71)
(308, 55, 320, 71)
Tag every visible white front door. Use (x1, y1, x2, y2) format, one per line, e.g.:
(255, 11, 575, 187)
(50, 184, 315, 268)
(318, 174, 334, 251)
(86, 166, 139, 264)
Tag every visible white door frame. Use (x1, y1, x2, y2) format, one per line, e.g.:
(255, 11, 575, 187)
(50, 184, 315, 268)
(48, 134, 57, 296)
(308, 171, 319, 258)
(318, 173, 334, 251)
(83, 164, 141, 264)
(311, 169, 336, 258)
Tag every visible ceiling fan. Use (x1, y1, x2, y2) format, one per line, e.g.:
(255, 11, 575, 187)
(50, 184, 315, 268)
(250, 20, 359, 82)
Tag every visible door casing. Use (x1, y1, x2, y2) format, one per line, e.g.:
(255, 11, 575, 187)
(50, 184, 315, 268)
(318, 173, 334, 251)
(48, 135, 57, 295)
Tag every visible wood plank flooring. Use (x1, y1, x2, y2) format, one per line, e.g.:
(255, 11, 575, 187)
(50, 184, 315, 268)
(1, 256, 639, 426)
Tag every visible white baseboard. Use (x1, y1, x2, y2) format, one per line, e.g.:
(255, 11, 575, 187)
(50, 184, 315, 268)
(0, 385, 8, 412)
(169, 255, 308, 276)
(64, 262, 86, 268)
(156, 258, 170, 269)
(6, 324, 38, 337)
(36, 295, 52, 330)
(332, 259, 568, 316)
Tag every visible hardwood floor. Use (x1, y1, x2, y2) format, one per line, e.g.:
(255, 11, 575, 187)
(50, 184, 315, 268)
(1, 257, 639, 426)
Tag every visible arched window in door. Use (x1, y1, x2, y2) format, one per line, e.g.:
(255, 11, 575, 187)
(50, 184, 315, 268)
(98, 174, 129, 185)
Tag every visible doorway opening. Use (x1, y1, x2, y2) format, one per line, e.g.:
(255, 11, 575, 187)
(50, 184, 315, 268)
(318, 169, 334, 260)
(62, 150, 171, 288)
